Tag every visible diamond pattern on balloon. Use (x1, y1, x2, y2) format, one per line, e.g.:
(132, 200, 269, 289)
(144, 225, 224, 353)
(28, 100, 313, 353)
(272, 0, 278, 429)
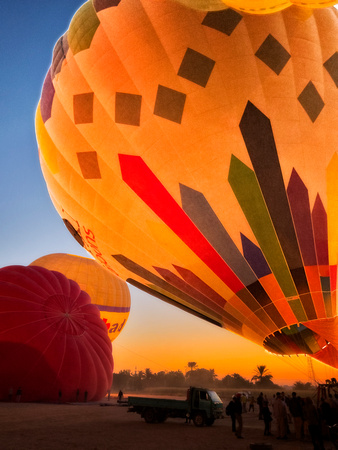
(255, 34, 291, 75)
(178, 48, 215, 87)
(202, 9, 242, 36)
(77, 151, 101, 179)
(154, 85, 186, 124)
(298, 81, 324, 123)
(115, 92, 142, 126)
(73, 92, 94, 124)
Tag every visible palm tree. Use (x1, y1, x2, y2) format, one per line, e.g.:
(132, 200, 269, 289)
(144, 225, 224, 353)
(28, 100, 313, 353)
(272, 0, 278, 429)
(187, 362, 198, 374)
(251, 365, 273, 385)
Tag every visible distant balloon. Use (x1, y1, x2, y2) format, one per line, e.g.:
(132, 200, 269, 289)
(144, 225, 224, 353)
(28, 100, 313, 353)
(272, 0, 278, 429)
(30, 253, 131, 341)
(36, 1, 338, 367)
(0, 265, 113, 402)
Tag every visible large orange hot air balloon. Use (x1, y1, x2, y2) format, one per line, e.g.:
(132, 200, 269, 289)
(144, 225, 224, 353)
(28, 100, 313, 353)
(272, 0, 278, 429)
(0, 265, 113, 402)
(30, 253, 130, 341)
(35, 0, 338, 368)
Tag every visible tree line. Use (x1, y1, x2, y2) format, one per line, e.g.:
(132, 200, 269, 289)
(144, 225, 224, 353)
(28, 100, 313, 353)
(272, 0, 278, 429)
(112, 363, 313, 391)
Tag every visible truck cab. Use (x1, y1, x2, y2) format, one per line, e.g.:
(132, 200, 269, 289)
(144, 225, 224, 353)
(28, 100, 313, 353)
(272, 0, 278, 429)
(187, 387, 223, 426)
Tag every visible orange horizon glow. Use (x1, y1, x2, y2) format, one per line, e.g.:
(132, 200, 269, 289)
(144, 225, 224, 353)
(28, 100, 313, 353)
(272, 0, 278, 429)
(112, 286, 338, 387)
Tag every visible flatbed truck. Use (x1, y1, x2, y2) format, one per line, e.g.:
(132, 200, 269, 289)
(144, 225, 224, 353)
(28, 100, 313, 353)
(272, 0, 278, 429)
(127, 386, 223, 427)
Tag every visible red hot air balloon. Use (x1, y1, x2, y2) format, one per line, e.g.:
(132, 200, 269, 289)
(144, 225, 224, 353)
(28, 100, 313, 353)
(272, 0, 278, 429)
(0, 265, 113, 403)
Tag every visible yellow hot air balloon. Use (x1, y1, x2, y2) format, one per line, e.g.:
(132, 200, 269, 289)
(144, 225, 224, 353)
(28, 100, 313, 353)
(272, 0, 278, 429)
(30, 254, 130, 341)
(35, 0, 338, 368)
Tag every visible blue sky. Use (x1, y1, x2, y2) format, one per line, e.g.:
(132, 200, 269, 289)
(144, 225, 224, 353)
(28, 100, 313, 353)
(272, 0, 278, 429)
(1, 1, 337, 384)
(0, 1, 88, 268)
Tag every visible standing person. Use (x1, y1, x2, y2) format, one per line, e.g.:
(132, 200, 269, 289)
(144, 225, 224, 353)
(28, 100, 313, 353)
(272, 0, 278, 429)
(257, 392, 264, 420)
(262, 400, 273, 436)
(271, 394, 276, 409)
(16, 387, 22, 403)
(225, 396, 236, 433)
(273, 392, 288, 439)
(118, 390, 123, 403)
(248, 394, 255, 412)
(241, 393, 247, 413)
(289, 392, 303, 440)
(303, 397, 325, 450)
(234, 393, 243, 439)
(281, 391, 291, 434)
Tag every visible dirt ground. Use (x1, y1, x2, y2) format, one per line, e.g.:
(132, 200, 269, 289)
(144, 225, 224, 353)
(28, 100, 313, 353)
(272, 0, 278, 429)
(0, 399, 335, 450)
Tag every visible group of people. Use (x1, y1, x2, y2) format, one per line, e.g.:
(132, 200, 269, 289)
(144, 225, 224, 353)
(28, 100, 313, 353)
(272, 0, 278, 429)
(226, 390, 338, 449)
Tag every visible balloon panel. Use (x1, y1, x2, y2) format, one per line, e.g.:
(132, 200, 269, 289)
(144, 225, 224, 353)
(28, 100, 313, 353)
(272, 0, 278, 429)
(36, 0, 338, 366)
(173, 0, 337, 13)
(0, 265, 113, 402)
(30, 253, 131, 341)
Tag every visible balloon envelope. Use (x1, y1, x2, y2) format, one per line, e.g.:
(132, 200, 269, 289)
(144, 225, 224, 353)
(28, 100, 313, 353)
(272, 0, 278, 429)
(173, 0, 337, 13)
(0, 265, 113, 402)
(30, 253, 131, 341)
(36, 1, 338, 367)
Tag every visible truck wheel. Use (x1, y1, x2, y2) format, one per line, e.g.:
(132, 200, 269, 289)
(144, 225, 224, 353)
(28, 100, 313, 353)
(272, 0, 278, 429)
(205, 418, 215, 426)
(193, 413, 205, 427)
(144, 408, 156, 423)
(157, 411, 167, 423)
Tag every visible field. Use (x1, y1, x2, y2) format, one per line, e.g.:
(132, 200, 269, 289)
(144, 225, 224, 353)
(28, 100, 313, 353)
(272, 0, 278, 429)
(0, 387, 334, 450)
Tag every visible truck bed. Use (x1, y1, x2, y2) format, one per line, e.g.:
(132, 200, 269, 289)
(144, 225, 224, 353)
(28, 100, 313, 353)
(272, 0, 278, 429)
(128, 396, 188, 410)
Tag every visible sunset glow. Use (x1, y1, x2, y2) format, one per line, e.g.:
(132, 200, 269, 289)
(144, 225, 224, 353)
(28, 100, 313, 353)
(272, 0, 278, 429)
(113, 287, 338, 386)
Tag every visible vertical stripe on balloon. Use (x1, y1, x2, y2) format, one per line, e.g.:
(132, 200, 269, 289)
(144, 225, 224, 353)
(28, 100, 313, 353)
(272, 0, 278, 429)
(153, 266, 225, 317)
(312, 195, 329, 268)
(239, 103, 307, 278)
(180, 184, 259, 286)
(67, 2, 100, 55)
(228, 155, 297, 300)
(241, 234, 271, 279)
(173, 265, 227, 308)
(118, 154, 244, 294)
(40, 69, 55, 123)
(287, 169, 317, 266)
